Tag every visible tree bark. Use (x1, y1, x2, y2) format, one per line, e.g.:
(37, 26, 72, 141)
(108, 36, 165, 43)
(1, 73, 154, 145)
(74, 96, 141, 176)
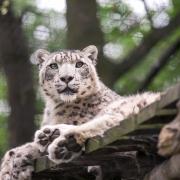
(0, 1, 35, 147)
(138, 38, 180, 91)
(66, 0, 117, 87)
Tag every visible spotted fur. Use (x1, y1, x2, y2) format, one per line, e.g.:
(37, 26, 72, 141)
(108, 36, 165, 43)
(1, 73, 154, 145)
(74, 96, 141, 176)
(0, 45, 161, 180)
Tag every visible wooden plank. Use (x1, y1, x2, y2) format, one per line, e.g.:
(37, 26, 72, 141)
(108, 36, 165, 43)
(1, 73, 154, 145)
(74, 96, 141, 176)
(34, 156, 56, 173)
(143, 114, 175, 125)
(35, 151, 137, 172)
(155, 109, 177, 116)
(138, 123, 164, 129)
(34, 151, 161, 179)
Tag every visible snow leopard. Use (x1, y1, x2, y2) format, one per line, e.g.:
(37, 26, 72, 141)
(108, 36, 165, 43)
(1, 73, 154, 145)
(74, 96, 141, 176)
(0, 45, 161, 180)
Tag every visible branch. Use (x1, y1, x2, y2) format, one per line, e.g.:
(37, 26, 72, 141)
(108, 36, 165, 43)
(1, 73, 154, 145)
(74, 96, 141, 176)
(141, 0, 154, 28)
(111, 12, 180, 83)
(137, 38, 180, 91)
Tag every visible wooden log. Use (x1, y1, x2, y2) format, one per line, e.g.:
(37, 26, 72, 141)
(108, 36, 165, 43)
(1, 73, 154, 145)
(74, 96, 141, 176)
(144, 101, 180, 180)
(34, 151, 138, 172)
(158, 101, 180, 156)
(33, 151, 164, 180)
(144, 154, 180, 180)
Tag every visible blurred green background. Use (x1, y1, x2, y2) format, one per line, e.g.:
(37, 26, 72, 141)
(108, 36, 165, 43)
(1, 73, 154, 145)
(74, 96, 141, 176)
(0, 0, 179, 157)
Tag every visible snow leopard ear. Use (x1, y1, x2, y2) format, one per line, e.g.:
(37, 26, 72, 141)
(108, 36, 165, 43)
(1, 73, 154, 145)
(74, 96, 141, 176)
(82, 45, 98, 65)
(31, 49, 50, 67)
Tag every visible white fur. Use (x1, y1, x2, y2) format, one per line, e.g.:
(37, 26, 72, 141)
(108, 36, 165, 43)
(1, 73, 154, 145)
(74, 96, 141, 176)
(60, 94, 77, 102)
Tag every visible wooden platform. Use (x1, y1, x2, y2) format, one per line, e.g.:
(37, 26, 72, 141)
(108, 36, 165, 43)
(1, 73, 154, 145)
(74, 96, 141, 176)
(32, 83, 180, 180)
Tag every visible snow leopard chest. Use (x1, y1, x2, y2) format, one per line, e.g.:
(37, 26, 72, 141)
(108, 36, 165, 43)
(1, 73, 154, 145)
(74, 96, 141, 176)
(46, 92, 116, 125)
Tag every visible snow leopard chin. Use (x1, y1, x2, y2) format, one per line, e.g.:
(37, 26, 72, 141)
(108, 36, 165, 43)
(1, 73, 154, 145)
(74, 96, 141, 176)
(60, 94, 77, 103)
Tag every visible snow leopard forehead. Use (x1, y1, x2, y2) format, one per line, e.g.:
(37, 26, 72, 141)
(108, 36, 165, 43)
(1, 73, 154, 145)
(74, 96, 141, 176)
(49, 50, 83, 64)
(33, 45, 98, 66)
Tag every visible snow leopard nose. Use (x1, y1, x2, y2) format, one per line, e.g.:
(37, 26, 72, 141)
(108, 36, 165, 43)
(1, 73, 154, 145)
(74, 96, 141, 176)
(60, 76, 74, 83)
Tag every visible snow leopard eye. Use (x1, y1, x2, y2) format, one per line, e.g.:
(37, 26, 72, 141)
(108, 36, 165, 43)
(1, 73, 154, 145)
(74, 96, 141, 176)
(49, 63, 58, 69)
(75, 61, 84, 68)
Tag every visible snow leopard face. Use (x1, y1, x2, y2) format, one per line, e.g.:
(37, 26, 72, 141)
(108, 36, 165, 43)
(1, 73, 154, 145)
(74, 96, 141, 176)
(33, 45, 100, 102)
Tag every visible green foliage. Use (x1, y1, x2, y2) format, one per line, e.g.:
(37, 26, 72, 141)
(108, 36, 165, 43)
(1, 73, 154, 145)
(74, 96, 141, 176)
(115, 30, 180, 94)
(150, 51, 180, 90)
(0, 74, 8, 157)
(12, 0, 35, 17)
(0, 114, 8, 157)
(22, 8, 66, 52)
(171, 0, 180, 15)
(98, 0, 180, 94)
(0, 73, 7, 99)
(98, 0, 152, 60)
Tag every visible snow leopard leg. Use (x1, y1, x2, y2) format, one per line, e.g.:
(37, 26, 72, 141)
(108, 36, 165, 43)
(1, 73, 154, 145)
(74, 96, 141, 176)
(0, 142, 41, 180)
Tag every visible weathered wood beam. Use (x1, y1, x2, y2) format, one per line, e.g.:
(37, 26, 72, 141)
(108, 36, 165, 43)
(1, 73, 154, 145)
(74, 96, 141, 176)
(155, 109, 177, 116)
(35, 151, 137, 172)
(144, 100, 180, 180)
(34, 151, 163, 180)
(158, 100, 180, 156)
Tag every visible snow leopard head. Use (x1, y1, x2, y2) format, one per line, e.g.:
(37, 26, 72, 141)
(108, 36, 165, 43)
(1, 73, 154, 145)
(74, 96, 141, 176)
(33, 45, 100, 102)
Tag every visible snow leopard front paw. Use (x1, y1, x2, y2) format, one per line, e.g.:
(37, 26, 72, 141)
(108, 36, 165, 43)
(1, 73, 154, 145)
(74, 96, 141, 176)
(48, 132, 85, 164)
(34, 125, 61, 152)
